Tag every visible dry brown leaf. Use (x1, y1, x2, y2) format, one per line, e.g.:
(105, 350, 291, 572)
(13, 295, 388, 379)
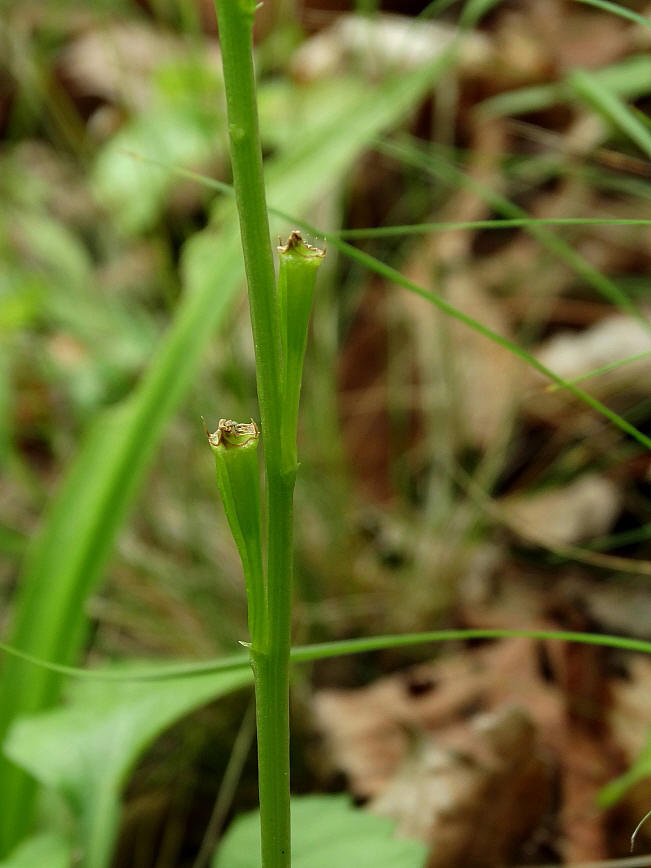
(314, 628, 629, 865)
(313, 639, 563, 799)
(369, 706, 551, 868)
(534, 314, 651, 395)
(397, 120, 521, 453)
(610, 657, 651, 764)
(558, 576, 651, 640)
(498, 474, 622, 547)
(291, 13, 491, 82)
(607, 657, 651, 852)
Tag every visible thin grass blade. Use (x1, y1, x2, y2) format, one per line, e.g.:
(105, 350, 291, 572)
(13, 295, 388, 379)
(569, 67, 651, 159)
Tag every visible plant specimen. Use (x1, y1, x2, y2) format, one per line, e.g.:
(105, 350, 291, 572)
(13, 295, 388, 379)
(210, 6, 325, 864)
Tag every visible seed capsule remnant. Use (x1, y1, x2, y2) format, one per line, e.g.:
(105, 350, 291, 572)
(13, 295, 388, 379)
(277, 230, 325, 259)
(203, 415, 264, 643)
(204, 418, 260, 449)
(276, 231, 325, 473)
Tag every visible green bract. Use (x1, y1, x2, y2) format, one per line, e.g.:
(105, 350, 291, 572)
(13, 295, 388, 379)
(207, 420, 265, 645)
(277, 232, 325, 476)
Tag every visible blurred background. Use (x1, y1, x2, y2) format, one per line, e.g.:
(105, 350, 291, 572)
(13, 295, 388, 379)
(1, 0, 651, 865)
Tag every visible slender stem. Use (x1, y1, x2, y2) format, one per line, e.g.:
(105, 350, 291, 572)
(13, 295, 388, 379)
(213, 2, 292, 866)
(214, 0, 282, 430)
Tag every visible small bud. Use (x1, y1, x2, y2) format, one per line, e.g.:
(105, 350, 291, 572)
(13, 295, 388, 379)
(205, 418, 264, 643)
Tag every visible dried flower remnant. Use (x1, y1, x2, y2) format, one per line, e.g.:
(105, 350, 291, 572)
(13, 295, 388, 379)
(204, 416, 264, 643)
(205, 417, 260, 449)
(276, 230, 325, 259)
(276, 231, 325, 473)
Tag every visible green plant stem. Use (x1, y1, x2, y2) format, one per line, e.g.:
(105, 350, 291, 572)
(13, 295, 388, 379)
(215, 1, 282, 424)
(213, 1, 292, 866)
(251, 472, 293, 868)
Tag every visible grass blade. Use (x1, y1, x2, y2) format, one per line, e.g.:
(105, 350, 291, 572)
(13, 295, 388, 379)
(3, 628, 651, 685)
(379, 137, 650, 328)
(545, 349, 651, 392)
(569, 67, 651, 160)
(337, 217, 651, 238)
(480, 54, 651, 119)
(321, 231, 651, 450)
(574, 0, 651, 29)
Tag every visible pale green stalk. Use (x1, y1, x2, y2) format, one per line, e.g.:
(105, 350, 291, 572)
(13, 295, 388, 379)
(212, 1, 291, 865)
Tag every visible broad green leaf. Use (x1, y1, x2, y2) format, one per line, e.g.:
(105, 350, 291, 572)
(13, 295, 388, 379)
(1, 209, 156, 414)
(5, 667, 252, 868)
(93, 104, 221, 234)
(0, 269, 44, 334)
(0, 834, 70, 868)
(214, 795, 427, 868)
(0, 53, 453, 855)
(93, 54, 224, 235)
(8, 212, 92, 291)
